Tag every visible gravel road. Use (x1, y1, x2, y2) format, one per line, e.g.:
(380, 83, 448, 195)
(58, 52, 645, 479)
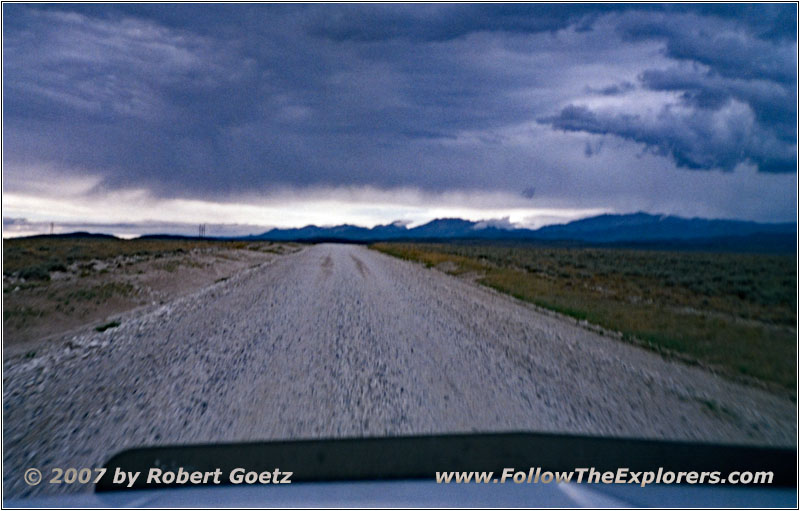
(4, 244, 796, 497)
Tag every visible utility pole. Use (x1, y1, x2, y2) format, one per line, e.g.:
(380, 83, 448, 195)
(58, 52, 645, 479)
(50, 222, 54, 235)
(199, 224, 206, 238)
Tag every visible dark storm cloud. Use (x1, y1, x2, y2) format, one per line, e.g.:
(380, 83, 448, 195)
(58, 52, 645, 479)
(585, 81, 636, 96)
(308, 4, 797, 44)
(4, 3, 560, 196)
(306, 4, 605, 42)
(616, 7, 796, 84)
(2, 3, 796, 209)
(541, 103, 794, 172)
(542, 5, 796, 173)
(639, 67, 796, 141)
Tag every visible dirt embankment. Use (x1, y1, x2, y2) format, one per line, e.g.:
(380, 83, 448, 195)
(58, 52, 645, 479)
(3, 241, 301, 357)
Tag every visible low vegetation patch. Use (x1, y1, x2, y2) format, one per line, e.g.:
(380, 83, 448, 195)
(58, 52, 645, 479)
(4, 306, 45, 327)
(372, 242, 796, 391)
(3, 238, 219, 280)
(66, 282, 135, 303)
(3, 237, 300, 348)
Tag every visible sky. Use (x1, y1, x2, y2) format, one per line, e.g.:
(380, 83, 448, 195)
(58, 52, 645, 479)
(2, 3, 797, 237)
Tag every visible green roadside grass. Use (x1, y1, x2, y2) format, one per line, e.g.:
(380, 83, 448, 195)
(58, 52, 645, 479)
(372, 242, 796, 393)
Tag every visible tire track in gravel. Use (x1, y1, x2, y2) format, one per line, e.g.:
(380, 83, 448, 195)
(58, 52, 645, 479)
(3, 244, 796, 497)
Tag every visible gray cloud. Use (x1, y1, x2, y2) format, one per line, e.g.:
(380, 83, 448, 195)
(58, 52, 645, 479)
(639, 67, 796, 142)
(2, 4, 796, 223)
(541, 8, 796, 173)
(541, 101, 794, 173)
(617, 9, 796, 84)
(586, 81, 635, 96)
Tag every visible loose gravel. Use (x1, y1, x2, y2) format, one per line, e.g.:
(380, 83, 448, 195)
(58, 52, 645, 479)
(3, 244, 795, 497)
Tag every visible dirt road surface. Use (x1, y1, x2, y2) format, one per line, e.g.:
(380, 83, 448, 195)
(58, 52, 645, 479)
(4, 244, 795, 497)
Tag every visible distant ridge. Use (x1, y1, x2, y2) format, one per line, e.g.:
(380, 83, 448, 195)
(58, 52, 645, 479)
(138, 234, 208, 241)
(8, 214, 794, 253)
(531, 212, 795, 242)
(242, 212, 795, 252)
(12, 231, 119, 240)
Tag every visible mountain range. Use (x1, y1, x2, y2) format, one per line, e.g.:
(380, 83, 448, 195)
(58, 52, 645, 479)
(242, 212, 795, 251)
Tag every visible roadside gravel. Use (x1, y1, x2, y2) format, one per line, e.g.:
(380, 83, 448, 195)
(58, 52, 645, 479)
(3, 244, 795, 497)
